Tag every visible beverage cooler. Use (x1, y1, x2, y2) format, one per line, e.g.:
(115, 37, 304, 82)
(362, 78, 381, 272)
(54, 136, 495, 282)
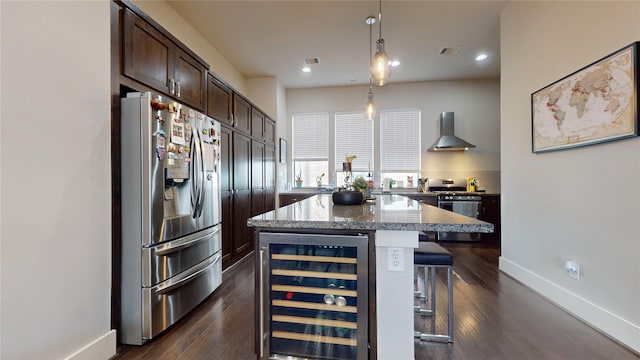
(257, 232, 369, 360)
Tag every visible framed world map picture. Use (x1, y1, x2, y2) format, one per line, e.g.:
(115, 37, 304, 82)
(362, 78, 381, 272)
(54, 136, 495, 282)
(531, 41, 639, 153)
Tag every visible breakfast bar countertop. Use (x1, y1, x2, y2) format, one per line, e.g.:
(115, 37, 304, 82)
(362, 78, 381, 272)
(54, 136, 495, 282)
(248, 193, 493, 233)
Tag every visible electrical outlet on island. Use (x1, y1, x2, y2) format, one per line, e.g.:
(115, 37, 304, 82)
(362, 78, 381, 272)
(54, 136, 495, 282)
(388, 248, 404, 272)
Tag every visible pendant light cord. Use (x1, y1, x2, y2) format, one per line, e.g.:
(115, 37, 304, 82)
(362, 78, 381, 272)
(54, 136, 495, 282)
(378, 0, 382, 39)
(369, 17, 373, 92)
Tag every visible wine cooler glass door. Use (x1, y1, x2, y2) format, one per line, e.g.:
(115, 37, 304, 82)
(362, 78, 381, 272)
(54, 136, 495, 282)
(259, 232, 368, 360)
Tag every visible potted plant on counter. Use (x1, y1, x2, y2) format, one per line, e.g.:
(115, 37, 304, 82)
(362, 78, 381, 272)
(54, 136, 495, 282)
(316, 173, 325, 187)
(295, 172, 303, 188)
(352, 176, 368, 196)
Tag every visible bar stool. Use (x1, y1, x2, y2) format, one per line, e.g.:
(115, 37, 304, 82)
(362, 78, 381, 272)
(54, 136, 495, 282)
(413, 242, 454, 343)
(414, 232, 430, 298)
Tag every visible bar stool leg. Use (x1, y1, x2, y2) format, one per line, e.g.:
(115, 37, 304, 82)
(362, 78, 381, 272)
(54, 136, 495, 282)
(414, 265, 423, 298)
(416, 265, 454, 343)
(414, 265, 434, 317)
(429, 267, 436, 315)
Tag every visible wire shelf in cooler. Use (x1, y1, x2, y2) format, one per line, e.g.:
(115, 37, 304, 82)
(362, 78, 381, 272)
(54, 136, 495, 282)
(272, 299, 357, 313)
(271, 269, 357, 281)
(272, 331, 357, 347)
(271, 253, 358, 264)
(272, 285, 357, 297)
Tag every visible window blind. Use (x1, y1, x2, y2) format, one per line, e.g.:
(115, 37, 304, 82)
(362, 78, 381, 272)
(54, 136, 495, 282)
(292, 112, 329, 160)
(335, 112, 373, 172)
(380, 109, 421, 172)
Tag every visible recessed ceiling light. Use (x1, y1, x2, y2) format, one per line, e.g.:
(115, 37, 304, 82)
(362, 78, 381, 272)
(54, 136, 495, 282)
(390, 60, 400, 67)
(302, 66, 311, 73)
(475, 53, 488, 61)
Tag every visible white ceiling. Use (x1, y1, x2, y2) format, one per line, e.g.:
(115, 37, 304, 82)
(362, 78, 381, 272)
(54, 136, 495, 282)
(166, 0, 507, 89)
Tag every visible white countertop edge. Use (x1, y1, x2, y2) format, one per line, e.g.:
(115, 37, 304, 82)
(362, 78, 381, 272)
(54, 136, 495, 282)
(375, 230, 419, 248)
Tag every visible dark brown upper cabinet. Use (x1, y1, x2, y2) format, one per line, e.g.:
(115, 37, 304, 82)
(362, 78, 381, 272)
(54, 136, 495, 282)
(251, 108, 265, 140)
(206, 74, 232, 125)
(251, 108, 275, 145)
(122, 8, 206, 110)
(264, 117, 275, 145)
(232, 94, 251, 135)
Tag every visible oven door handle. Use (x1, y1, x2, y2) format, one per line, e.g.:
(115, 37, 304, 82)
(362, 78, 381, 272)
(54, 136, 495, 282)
(155, 252, 221, 295)
(156, 226, 220, 256)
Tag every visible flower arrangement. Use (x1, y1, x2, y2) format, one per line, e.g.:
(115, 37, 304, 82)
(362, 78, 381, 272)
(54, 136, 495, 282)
(352, 176, 368, 191)
(295, 172, 303, 187)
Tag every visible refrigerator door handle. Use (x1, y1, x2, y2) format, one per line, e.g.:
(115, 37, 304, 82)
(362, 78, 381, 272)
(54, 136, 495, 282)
(196, 120, 207, 217)
(155, 226, 220, 256)
(190, 130, 199, 217)
(190, 117, 207, 218)
(155, 252, 221, 295)
(190, 121, 205, 218)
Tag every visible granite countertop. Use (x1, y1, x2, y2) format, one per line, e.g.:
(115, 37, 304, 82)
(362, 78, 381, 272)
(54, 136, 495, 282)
(281, 189, 500, 196)
(248, 194, 494, 233)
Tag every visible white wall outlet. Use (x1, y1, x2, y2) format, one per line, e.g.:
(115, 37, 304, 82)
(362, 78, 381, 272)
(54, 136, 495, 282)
(388, 247, 404, 272)
(565, 260, 580, 280)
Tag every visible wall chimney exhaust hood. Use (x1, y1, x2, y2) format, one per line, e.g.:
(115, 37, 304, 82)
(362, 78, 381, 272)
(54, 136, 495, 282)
(427, 112, 476, 151)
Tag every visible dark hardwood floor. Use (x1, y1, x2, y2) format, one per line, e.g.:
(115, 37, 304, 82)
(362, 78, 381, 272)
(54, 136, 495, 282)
(113, 243, 639, 360)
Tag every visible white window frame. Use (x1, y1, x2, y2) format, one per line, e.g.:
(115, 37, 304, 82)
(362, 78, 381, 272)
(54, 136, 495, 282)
(292, 112, 329, 186)
(334, 111, 374, 172)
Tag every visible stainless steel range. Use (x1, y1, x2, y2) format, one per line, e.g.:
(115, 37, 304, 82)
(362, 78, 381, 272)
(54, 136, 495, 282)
(428, 178, 482, 241)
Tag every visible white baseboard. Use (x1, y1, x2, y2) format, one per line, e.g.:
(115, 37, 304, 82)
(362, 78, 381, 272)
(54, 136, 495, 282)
(499, 256, 640, 354)
(64, 330, 117, 360)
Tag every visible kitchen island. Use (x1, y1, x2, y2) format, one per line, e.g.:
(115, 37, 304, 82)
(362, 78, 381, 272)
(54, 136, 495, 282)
(248, 194, 493, 360)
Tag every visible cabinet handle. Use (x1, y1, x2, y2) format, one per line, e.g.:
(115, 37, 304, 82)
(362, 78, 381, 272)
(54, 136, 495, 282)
(176, 81, 181, 98)
(230, 114, 235, 127)
(169, 78, 175, 95)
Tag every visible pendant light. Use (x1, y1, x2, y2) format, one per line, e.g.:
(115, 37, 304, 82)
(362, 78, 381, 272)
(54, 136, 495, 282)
(365, 90, 376, 121)
(365, 16, 377, 121)
(370, 0, 391, 86)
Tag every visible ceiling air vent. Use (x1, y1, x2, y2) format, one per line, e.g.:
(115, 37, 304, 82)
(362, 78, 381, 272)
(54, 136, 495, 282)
(439, 46, 462, 56)
(303, 57, 320, 65)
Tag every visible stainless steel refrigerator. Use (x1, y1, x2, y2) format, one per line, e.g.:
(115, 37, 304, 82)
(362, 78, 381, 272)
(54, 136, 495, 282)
(120, 92, 222, 345)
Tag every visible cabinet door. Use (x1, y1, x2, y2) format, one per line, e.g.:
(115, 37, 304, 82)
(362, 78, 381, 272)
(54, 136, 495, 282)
(207, 74, 232, 125)
(480, 195, 501, 242)
(233, 94, 251, 134)
(251, 140, 266, 216)
(233, 191, 252, 257)
(265, 145, 276, 211)
(264, 117, 275, 145)
(251, 108, 265, 140)
(174, 47, 206, 110)
(220, 126, 234, 268)
(233, 132, 252, 256)
(265, 145, 275, 190)
(123, 9, 171, 94)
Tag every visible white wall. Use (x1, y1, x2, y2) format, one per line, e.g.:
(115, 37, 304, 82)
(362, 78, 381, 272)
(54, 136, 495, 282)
(0, 2, 115, 359)
(286, 79, 501, 191)
(500, 1, 640, 352)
